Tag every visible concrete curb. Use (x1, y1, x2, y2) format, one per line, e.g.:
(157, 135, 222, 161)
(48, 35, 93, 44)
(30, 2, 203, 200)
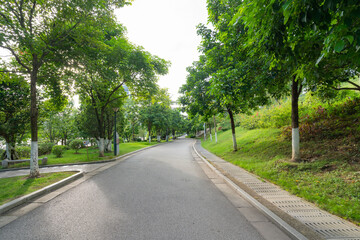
(192, 141, 308, 240)
(0, 171, 84, 215)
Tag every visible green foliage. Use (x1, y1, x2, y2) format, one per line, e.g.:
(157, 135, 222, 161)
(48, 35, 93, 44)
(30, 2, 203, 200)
(0, 73, 30, 147)
(16, 146, 31, 159)
(69, 139, 84, 153)
(238, 90, 360, 132)
(52, 145, 66, 158)
(38, 143, 54, 156)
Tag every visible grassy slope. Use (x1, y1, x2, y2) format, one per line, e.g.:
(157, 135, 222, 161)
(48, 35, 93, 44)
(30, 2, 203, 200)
(0, 172, 75, 205)
(202, 127, 360, 225)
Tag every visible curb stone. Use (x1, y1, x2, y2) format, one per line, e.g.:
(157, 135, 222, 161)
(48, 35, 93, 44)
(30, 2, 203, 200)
(0, 171, 84, 215)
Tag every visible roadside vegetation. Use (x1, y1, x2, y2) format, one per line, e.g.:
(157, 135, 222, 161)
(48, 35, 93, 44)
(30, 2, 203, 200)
(1, 142, 159, 169)
(0, 172, 76, 205)
(201, 92, 360, 226)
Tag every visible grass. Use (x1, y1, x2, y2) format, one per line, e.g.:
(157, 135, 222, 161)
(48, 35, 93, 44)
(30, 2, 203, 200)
(202, 127, 360, 226)
(0, 172, 76, 205)
(2, 142, 159, 169)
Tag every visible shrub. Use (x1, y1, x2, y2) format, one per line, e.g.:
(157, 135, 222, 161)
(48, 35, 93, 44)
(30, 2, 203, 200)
(70, 139, 84, 153)
(16, 146, 31, 158)
(52, 145, 65, 158)
(39, 142, 54, 156)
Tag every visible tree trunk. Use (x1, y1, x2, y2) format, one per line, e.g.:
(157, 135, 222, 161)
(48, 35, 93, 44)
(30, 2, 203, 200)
(30, 66, 40, 178)
(228, 108, 237, 151)
(204, 123, 206, 141)
(214, 115, 218, 144)
(157, 131, 161, 142)
(291, 76, 301, 162)
(98, 138, 105, 157)
(5, 140, 19, 160)
(148, 125, 152, 143)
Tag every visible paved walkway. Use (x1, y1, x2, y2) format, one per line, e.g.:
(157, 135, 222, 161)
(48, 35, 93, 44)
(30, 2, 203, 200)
(194, 140, 360, 240)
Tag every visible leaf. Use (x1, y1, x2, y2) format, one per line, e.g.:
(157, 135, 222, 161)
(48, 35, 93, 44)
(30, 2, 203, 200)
(334, 40, 345, 53)
(345, 35, 354, 45)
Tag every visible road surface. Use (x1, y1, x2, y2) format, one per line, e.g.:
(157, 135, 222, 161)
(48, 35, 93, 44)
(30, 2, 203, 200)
(0, 139, 290, 240)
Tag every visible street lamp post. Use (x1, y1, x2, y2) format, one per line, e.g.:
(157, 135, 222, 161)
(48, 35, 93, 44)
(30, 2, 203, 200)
(113, 108, 119, 156)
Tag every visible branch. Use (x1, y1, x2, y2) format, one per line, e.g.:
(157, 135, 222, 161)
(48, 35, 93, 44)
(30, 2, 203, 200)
(332, 87, 360, 91)
(346, 80, 360, 89)
(103, 80, 126, 107)
(0, 45, 30, 72)
(29, 0, 36, 36)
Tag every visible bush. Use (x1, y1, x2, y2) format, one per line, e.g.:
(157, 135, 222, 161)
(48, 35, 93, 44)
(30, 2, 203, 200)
(52, 145, 65, 158)
(39, 142, 54, 156)
(70, 139, 84, 153)
(16, 146, 31, 158)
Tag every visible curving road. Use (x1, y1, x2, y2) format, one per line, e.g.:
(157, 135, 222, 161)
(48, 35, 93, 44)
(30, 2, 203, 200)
(0, 139, 290, 240)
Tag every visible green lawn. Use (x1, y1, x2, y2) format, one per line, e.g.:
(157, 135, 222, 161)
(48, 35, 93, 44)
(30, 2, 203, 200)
(202, 127, 360, 226)
(2, 142, 159, 169)
(0, 172, 76, 205)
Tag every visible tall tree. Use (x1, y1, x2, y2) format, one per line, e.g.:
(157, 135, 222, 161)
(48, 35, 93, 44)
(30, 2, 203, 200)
(236, 0, 355, 161)
(0, 0, 130, 177)
(74, 28, 169, 156)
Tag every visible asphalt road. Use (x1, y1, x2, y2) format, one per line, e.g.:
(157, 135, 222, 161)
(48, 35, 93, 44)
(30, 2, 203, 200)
(0, 139, 281, 240)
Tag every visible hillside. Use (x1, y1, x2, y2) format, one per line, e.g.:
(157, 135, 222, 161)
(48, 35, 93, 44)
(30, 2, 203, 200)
(202, 94, 360, 225)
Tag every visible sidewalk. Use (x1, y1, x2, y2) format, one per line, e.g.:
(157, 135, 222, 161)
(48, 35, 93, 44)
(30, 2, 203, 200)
(194, 140, 360, 240)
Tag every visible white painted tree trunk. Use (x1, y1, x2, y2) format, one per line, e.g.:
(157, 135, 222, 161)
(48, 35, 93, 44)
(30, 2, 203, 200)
(5, 142, 11, 160)
(104, 139, 112, 152)
(204, 123, 206, 141)
(30, 141, 40, 177)
(157, 135, 160, 142)
(232, 133, 237, 151)
(292, 128, 300, 161)
(149, 135, 152, 143)
(210, 134, 212, 141)
(98, 138, 105, 157)
(214, 116, 218, 144)
(166, 135, 169, 142)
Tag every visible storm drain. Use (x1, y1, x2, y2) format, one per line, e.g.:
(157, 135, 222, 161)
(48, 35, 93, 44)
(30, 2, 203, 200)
(206, 157, 360, 239)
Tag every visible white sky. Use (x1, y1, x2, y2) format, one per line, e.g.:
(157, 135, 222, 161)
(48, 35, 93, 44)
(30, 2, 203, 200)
(115, 0, 209, 101)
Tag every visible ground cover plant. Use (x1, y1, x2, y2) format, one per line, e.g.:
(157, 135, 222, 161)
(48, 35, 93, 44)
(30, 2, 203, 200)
(1, 142, 158, 169)
(202, 93, 360, 225)
(0, 172, 76, 205)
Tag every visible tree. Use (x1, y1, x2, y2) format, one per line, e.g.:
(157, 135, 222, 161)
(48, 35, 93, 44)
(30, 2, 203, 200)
(0, 0, 130, 177)
(236, 0, 356, 161)
(74, 28, 169, 156)
(0, 73, 30, 160)
(139, 88, 172, 143)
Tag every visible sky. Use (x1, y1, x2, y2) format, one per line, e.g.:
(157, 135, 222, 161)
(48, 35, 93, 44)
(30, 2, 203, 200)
(115, 0, 209, 101)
